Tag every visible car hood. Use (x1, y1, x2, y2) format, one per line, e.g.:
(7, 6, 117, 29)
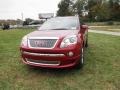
(27, 30, 78, 38)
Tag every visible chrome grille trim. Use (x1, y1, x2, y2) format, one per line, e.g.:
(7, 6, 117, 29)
(28, 37, 59, 49)
(23, 51, 65, 57)
(26, 58, 60, 66)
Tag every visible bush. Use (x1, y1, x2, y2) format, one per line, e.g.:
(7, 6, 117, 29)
(106, 21, 114, 25)
(2, 24, 10, 30)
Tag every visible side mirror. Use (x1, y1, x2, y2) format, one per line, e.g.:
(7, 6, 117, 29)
(81, 25, 88, 29)
(80, 25, 88, 33)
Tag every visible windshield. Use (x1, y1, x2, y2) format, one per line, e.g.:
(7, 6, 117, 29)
(39, 16, 79, 30)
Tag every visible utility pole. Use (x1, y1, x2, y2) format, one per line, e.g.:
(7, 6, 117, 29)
(21, 13, 24, 21)
(21, 12, 24, 25)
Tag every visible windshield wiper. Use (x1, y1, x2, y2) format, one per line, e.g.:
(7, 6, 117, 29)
(51, 28, 69, 30)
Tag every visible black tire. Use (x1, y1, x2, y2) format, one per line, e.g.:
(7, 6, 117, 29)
(85, 38, 88, 48)
(85, 32, 88, 48)
(75, 47, 84, 69)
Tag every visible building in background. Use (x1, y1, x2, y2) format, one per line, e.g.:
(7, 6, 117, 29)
(39, 13, 54, 20)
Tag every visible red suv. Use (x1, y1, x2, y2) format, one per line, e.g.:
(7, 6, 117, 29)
(20, 16, 88, 69)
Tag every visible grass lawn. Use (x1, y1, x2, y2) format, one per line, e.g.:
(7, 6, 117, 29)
(86, 22, 120, 26)
(89, 25, 120, 32)
(0, 29, 120, 90)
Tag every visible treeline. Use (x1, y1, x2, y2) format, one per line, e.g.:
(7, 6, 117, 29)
(0, 19, 23, 26)
(0, 18, 44, 26)
(57, 0, 120, 22)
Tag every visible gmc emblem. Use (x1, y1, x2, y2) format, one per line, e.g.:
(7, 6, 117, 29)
(34, 40, 46, 47)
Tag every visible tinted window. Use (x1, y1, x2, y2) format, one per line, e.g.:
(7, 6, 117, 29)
(39, 16, 79, 30)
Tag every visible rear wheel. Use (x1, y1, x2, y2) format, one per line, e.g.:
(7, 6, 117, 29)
(85, 38, 88, 47)
(85, 34, 88, 47)
(75, 47, 84, 69)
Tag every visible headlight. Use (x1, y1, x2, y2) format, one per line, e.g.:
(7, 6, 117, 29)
(21, 36, 28, 47)
(60, 35, 77, 48)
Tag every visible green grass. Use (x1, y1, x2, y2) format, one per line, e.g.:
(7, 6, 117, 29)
(86, 22, 120, 26)
(0, 29, 120, 90)
(89, 25, 120, 32)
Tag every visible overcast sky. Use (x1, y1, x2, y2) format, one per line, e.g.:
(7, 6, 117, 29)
(0, 0, 61, 20)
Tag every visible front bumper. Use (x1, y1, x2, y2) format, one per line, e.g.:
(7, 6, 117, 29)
(20, 47, 81, 68)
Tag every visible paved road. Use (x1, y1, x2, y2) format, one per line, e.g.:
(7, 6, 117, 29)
(89, 30, 120, 36)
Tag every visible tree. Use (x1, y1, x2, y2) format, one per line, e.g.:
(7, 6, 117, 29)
(57, 0, 120, 21)
(109, 0, 120, 21)
(23, 18, 33, 26)
(73, 0, 85, 16)
(57, 0, 73, 16)
(87, 0, 101, 21)
(16, 19, 23, 25)
(86, 0, 112, 21)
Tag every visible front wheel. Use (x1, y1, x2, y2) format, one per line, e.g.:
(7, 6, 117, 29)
(75, 47, 84, 69)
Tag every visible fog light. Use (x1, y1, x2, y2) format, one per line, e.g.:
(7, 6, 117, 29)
(68, 51, 74, 57)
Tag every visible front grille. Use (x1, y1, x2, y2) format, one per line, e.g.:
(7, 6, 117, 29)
(26, 59, 60, 66)
(29, 39, 57, 48)
(23, 51, 65, 57)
